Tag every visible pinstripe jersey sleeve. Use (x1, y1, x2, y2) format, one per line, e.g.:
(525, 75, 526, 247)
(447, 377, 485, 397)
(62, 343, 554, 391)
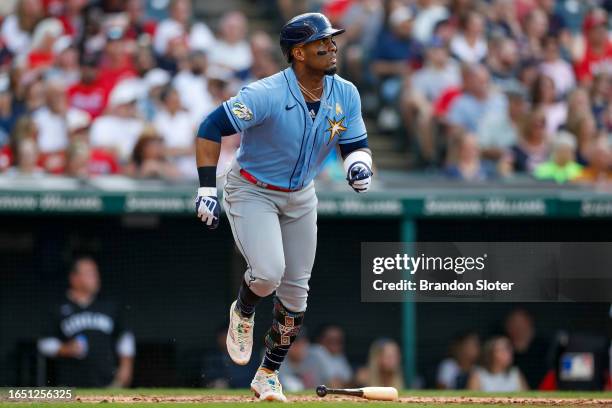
(338, 84, 367, 145)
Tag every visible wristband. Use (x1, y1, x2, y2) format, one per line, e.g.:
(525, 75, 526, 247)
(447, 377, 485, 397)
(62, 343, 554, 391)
(198, 166, 216, 187)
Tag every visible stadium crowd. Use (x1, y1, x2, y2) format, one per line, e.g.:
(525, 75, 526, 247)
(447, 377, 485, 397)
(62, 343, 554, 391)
(0, 0, 609, 184)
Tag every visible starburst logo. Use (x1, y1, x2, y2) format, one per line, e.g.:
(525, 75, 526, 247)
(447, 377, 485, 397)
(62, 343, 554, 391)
(326, 117, 347, 144)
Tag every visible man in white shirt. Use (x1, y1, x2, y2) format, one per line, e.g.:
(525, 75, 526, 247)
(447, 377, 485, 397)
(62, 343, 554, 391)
(153, 0, 214, 57)
(89, 80, 144, 162)
(173, 50, 215, 126)
(208, 11, 253, 75)
(153, 85, 196, 178)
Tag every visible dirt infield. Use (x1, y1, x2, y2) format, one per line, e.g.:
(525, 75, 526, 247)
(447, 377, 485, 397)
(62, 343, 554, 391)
(75, 394, 612, 405)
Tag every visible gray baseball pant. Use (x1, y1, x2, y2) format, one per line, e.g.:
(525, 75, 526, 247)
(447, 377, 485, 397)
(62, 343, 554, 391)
(222, 161, 317, 312)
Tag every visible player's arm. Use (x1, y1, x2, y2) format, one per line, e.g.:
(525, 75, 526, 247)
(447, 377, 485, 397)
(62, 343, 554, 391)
(110, 332, 135, 387)
(340, 140, 373, 193)
(339, 85, 373, 193)
(195, 105, 236, 229)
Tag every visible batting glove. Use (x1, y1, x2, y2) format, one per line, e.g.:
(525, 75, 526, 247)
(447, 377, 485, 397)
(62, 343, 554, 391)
(195, 187, 220, 229)
(347, 162, 373, 193)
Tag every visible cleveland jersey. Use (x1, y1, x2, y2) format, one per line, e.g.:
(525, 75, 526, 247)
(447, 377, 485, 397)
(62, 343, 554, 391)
(40, 295, 133, 387)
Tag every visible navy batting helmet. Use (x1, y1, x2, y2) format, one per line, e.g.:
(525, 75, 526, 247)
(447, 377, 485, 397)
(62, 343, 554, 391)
(279, 13, 345, 62)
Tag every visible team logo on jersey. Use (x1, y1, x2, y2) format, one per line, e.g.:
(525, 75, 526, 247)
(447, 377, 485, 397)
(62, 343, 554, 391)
(326, 117, 347, 144)
(232, 101, 253, 121)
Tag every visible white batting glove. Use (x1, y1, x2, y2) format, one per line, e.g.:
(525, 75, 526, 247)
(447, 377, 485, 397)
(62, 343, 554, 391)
(344, 150, 373, 193)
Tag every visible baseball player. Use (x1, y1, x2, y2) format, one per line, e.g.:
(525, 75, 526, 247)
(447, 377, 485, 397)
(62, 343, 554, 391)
(195, 13, 373, 401)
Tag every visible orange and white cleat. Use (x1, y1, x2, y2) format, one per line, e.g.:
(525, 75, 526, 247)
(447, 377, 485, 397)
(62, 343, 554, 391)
(226, 300, 254, 365)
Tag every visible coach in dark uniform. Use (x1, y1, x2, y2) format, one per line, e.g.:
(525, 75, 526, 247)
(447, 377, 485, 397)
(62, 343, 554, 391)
(37, 257, 135, 387)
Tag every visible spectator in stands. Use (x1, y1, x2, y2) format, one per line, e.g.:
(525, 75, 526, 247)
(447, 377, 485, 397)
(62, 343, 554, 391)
(467, 336, 528, 392)
(247, 31, 280, 82)
(123, 0, 157, 44)
(503, 309, 550, 389)
(371, 6, 422, 106)
(445, 132, 502, 181)
(153, 0, 214, 57)
(7, 136, 42, 176)
(566, 112, 599, 166)
(52, 0, 86, 40)
(573, 9, 612, 86)
(486, 0, 522, 40)
(0, 77, 20, 148)
(447, 64, 506, 134)
(153, 85, 195, 179)
(97, 26, 137, 92)
(67, 54, 109, 118)
(1, 0, 44, 56)
(37, 256, 135, 387)
(402, 36, 460, 163)
(449, 11, 487, 64)
(510, 107, 550, 173)
(539, 36, 575, 99)
(356, 338, 404, 389)
(575, 138, 612, 184)
(590, 73, 610, 131)
(90, 79, 144, 162)
(124, 126, 179, 180)
(518, 8, 548, 61)
(477, 81, 527, 160)
(173, 50, 214, 126)
(485, 36, 520, 88)
(411, 0, 449, 44)
(436, 331, 480, 389)
(278, 329, 320, 392)
(45, 44, 81, 88)
(26, 17, 64, 71)
(530, 73, 567, 136)
(32, 81, 78, 172)
(137, 67, 170, 121)
(565, 87, 593, 134)
(65, 140, 91, 178)
(309, 325, 353, 388)
(534, 131, 583, 183)
(339, 0, 384, 84)
(64, 111, 119, 177)
(208, 11, 252, 77)
(23, 76, 47, 113)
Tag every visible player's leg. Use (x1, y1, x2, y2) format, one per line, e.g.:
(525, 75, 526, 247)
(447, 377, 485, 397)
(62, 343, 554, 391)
(222, 171, 286, 365)
(250, 185, 317, 402)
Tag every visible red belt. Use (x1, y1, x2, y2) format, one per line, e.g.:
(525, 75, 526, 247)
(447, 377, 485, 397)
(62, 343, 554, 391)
(239, 169, 297, 192)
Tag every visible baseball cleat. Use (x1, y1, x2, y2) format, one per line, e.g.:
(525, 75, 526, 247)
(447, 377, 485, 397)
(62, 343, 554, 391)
(226, 300, 254, 365)
(251, 367, 287, 402)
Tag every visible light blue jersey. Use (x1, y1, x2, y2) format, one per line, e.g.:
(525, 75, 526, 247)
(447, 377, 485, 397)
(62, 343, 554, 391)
(222, 67, 367, 190)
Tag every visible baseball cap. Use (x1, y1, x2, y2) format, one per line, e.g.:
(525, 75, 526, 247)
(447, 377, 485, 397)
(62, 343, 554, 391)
(108, 79, 140, 107)
(389, 7, 413, 27)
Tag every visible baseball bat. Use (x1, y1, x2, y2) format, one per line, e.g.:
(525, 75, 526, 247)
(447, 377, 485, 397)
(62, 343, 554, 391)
(316, 385, 398, 401)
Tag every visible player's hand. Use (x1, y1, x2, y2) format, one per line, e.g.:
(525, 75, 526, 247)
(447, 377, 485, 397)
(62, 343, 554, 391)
(346, 162, 373, 193)
(195, 187, 220, 229)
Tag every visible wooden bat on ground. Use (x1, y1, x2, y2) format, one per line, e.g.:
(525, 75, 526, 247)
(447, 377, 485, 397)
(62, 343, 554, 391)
(315, 385, 398, 401)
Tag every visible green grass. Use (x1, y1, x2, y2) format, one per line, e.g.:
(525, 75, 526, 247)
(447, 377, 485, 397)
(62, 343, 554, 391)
(0, 388, 610, 407)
